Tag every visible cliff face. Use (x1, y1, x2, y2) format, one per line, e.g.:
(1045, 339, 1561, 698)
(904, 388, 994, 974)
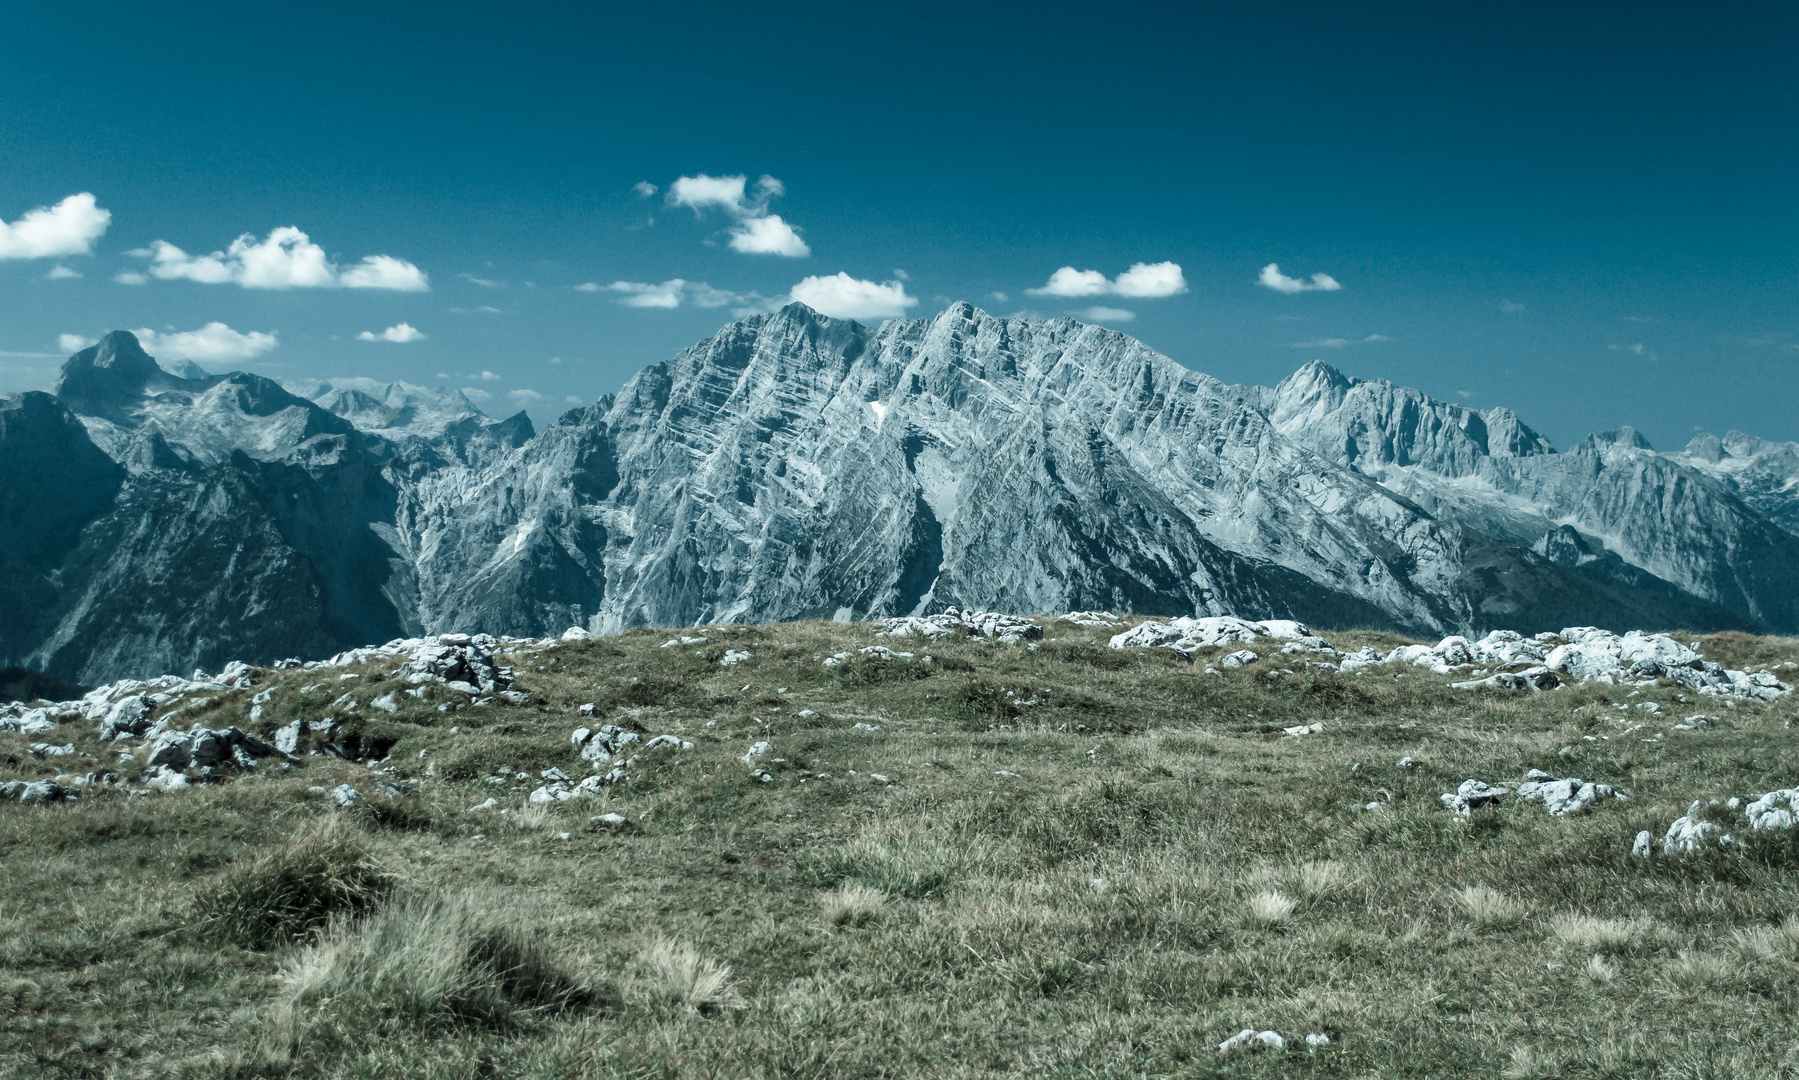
(4, 312, 1793, 683)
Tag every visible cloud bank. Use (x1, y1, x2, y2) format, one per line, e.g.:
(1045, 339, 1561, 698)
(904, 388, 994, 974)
(1028, 261, 1187, 299)
(603, 279, 752, 309)
(133, 322, 279, 363)
(1287, 334, 1392, 348)
(0, 193, 111, 259)
(358, 322, 427, 343)
(1258, 263, 1342, 294)
(788, 274, 917, 319)
(666, 173, 810, 257)
(139, 227, 429, 291)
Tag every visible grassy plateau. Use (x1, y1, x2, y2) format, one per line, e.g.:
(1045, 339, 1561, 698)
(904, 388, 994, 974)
(4, 618, 1799, 1079)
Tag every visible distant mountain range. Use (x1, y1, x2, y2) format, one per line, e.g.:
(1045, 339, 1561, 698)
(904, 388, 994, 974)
(4, 306, 1796, 683)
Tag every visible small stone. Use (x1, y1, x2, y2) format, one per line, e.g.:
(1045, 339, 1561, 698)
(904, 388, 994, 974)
(595, 812, 627, 826)
(1631, 830, 1653, 857)
(1306, 1033, 1331, 1048)
(853, 722, 881, 732)
(331, 784, 361, 807)
(1396, 756, 1417, 769)
(371, 692, 399, 713)
(468, 797, 498, 812)
(742, 740, 772, 764)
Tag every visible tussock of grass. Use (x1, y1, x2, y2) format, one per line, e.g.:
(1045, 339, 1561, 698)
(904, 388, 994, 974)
(1247, 889, 1296, 929)
(1457, 885, 1525, 929)
(637, 938, 738, 1012)
(1502, 1045, 1560, 1079)
(271, 892, 604, 1056)
(818, 882, 886, 927)
(1585, 954, 1618, 983)
(190, 817, 395, 948)
(1550, 914, 1661, 956)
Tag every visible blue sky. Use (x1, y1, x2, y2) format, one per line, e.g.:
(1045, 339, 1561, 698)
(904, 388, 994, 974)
(2, 0, 1794, 449)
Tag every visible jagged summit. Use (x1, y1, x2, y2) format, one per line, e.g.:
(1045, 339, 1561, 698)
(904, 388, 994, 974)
(2, 308, 1797, 682)
(51, 331, 198, 416)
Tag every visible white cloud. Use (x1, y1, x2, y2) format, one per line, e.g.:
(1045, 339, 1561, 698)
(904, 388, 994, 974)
(460, 273, 502, 287)
(0, 193, 111, 259)
(572, 282, 602, 292)
(1112, 262, 1188, 298)
(604, 279, 756, 309)
(46, 265, 81, 279)
(788, 274, 917, 320)
(892, 268, 909, 280)
(461, 387, 492, 401)
(448, 305, 503, 314)
(357, 322, 427, 343)
(114, 271, 147, 285)
(133, 322, 279, 363)
(1258, 263, 1342, 294)
(1287, 334, 1391, 348)
(665, 173, 809, 257)
(1028, 261, 1186, 299)
(1028, 267, 1109, 298)
(1456, 390, 1474, 399)
(59, 334, 97, 353)
(139, 227, 428, 291)
(507, 389, 547, 406)
(565, 394, 585, 405)
(632, 181, 658, 198)
(1075, 306, 1135, 323)
(1499, 299, 1525, 313)
(988, 291, 1009, 303)
(728, 213, 809, 256)
(476, 370, 500, 381)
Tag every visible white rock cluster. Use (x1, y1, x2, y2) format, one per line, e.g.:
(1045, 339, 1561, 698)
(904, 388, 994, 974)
(1657, 787, 1799, 854)
(878, 608, 1043, 644)
(1104, 617, 1788, 700)
(1514, 770, 1627, 816)
(1108, 616, 1332, 657)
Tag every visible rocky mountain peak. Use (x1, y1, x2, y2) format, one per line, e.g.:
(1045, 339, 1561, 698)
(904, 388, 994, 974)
(52, 331, 181, 414)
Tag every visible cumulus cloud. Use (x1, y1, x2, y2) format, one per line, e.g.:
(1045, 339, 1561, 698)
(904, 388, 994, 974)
(59, 334, 97, 353)
(1258, 263, 1342, 294)
(1074, 306, 1135, 323)
(788, 274, 917, 320)
(1287, 334, 1391, 348)
(133, 322, 279, 363)
(475, 370, 500, 381)
(138, 227, 429, 291)
(1028, 261, 1187, 299)
(507, 388, 547, 405)
(565, 394, 585, 405)
(460, 273, 501, 287)
(572, 282, 602, 292)
(632, 181, 658, 198)
(665, 173, 810, 257)
(461, 387, 492, 401)
(603, 279, 755, 309)
(46, 265, 81, 279)
(357, 322, 427, 343)
(0, 193, 111, 259)
(727, 213, 808, 256)
(114, 271, 147, 285)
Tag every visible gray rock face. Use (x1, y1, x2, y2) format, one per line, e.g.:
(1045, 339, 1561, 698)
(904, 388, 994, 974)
(4, 312, 1799, 683)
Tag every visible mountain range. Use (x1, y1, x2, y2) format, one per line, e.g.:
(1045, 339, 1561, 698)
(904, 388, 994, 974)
(4, 304, 1797, 684)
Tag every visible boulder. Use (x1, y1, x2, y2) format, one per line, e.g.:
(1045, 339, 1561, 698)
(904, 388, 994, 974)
(99, 695, 152, 741)
(1441, 779, 1508, 815)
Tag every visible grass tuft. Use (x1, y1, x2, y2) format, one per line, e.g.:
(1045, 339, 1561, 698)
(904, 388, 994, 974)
(1457, 885, 1526, 929)
(190, 816, 396, 948)
(638, 938, 739, 1012)
(818, 882, 887, 927)
(270, 891, 604, 1056)
(1247, 889, 1296, 929)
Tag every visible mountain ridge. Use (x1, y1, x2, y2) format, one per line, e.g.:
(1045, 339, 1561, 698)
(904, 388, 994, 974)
(2, 311, 1793, 683)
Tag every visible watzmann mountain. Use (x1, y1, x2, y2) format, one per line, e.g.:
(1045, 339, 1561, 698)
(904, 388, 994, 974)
(5, 305, 1797, 683)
